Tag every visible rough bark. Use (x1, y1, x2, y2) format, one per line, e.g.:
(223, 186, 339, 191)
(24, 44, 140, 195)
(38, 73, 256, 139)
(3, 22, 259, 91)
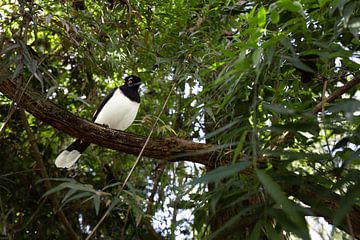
(0, 78, 219, 167)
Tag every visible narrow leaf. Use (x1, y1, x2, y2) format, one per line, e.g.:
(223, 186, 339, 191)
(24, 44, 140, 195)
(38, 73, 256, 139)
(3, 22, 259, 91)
(93, 194, 101, 216)
(333, 186, 360, 227)
(193, 161, 251, 184)
(256, 169, 308, 238)
(257, 6, 267, 28)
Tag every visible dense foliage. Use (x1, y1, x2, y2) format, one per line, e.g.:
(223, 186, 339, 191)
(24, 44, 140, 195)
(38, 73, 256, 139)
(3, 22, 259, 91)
(0, 0, 359, 239)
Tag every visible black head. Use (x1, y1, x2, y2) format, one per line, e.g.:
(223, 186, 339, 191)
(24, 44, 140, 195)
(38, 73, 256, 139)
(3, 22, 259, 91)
(125, 75, 141, 88)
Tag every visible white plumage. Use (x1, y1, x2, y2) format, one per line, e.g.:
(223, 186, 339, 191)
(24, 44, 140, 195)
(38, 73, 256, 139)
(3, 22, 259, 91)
(55, 150, 81, 168)
(94, 88, 139, 130)
(55, 75, 141, 169)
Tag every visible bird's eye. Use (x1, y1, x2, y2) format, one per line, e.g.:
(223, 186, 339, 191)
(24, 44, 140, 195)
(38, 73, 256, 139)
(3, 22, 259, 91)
(128, 80, 133, 84)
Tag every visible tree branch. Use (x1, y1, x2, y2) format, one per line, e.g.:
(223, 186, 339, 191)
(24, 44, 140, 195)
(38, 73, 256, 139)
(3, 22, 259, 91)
(0, 78, 219, 167)
(312, 75, 360, 114)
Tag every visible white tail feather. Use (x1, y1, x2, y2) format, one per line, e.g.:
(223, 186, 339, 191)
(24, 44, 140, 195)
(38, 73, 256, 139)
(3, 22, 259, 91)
(55, 150, 81, 168)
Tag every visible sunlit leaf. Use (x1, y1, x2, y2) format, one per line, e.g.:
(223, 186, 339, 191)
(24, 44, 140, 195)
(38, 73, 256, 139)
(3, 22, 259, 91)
(257, 6, 267, 28)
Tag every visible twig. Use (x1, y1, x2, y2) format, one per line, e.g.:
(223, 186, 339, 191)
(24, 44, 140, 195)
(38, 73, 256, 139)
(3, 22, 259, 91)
(121, 83, 176, 190)
(320, 80, 332, 154)
(312, 75, 360, 114)
(19, 109, 78, 239)
(346, 214, 355, 239)
(276, 75, 360, 147)
(85, 83, 176, 240)
(142, 161, 167, 240)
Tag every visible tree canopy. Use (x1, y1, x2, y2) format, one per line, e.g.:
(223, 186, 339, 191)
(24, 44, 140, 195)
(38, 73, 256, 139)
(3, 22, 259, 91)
(0, 0, 359, 239)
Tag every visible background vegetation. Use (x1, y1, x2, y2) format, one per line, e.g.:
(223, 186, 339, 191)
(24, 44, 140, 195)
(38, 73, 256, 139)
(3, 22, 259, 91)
(0, 0, 359, 239)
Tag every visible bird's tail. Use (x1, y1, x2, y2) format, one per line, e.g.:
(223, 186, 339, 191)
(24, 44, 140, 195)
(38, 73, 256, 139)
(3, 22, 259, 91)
(55, 139, 90, 168)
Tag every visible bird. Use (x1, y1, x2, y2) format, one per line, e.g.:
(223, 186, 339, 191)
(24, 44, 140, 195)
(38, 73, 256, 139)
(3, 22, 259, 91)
(55, 75, 142, 168)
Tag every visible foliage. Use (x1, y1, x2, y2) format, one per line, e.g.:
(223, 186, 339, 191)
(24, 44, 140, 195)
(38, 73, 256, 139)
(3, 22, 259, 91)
(0, 0, 359, 239)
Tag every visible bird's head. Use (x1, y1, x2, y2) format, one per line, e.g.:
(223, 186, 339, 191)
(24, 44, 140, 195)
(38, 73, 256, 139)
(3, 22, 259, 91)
(125, 75, 142, 88)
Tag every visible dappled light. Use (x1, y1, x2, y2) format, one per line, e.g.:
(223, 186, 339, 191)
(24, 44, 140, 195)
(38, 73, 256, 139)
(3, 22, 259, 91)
(0, 0, 359, 239)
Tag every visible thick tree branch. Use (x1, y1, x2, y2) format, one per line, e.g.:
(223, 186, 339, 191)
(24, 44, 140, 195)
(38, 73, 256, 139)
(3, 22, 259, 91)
(0, 79, 219, 167)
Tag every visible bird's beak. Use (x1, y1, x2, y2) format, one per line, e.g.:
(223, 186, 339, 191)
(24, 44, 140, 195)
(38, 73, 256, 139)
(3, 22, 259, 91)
(132, 82, 142, 86)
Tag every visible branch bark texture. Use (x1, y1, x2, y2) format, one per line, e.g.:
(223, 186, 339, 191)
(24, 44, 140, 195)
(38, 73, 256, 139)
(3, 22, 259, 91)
(0, 79, 217, 166)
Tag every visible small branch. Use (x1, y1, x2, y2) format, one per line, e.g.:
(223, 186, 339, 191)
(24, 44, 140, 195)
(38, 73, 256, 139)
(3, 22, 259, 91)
(19, 109, 78, 239)
(312, 75, 360, 114)
(134, 162, 167, 240)
(275, 74, 360, 147)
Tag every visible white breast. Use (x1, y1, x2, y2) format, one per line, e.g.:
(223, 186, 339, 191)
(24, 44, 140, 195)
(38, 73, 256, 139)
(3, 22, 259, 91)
(94, 88, 140, 130)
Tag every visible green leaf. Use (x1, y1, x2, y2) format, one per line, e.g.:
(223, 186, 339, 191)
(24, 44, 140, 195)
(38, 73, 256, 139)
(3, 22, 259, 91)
(283, 56, 316, 73)
(61, 189, 77, 204)
(43, 182, 70, 197)
(348, 17, 360, 39)
(192, 161, 251, 184)
(277, 0, 303, 13)
(249, 220, 263, 240)
(333, 186, 360, 227)
(93, 194, 101, 215)
(327, 99, 360, 114)
(257, 6, 267, 28)
(263, 103, 295, 115)
(36, 178, 76, 184)
(256, 169, 309, 239)
(268, 208, 309, 239)
(232, 130, 248, 162)
(62, 192, 93, 206)
(318, 0, 330, 7)
(261, 150, 331, 162)
(203, 120, 240, 139)
(205, 107, 216, 122)
(270, 9, 280, 24)
(264, 222, 280, 240)
(102, 182, 122, 191)
(209, 204, 261, 239)
(343, 2, 356, 26)
(252, 48, 263, 67)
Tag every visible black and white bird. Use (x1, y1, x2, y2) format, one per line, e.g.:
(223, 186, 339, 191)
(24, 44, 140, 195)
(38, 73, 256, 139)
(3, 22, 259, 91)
(55, 75, 141, 168)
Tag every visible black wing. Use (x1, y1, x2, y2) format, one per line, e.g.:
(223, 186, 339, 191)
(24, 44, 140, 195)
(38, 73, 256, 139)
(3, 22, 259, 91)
(92, 87, 118, 122)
